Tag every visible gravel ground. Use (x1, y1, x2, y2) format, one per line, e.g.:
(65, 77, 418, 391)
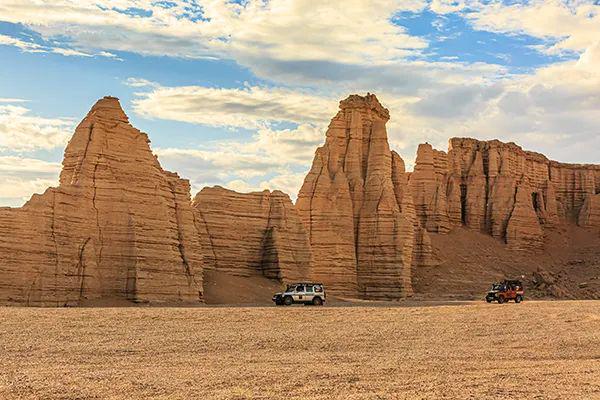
(0, 301, 598, 399)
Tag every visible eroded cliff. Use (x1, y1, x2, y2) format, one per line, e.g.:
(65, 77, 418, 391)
(0, 97, 204, 306)
(409, 138, 600, 251)
(193, 187, 311, 283)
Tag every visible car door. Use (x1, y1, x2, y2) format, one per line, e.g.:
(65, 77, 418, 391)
(304, 285, 315, 302)
(293, 285, 305, 302)
(508, 284, 517, 299)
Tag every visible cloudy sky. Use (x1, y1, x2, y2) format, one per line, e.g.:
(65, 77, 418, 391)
(1, 0, 599, 207)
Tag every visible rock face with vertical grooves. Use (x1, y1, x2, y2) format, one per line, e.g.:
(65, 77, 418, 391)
(408, 143, 452, 233)
(192, 186, 311, 283)
(0, 97, 204, 306)
(296, 94, 428, 299)
(410, 137, 600, 250)
(578, 194, 600, 227)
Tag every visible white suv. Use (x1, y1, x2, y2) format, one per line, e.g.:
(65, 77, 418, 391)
(273, 283, 326, 306)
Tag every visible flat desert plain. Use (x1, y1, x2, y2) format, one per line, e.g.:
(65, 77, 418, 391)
(0, 301, 598, 400)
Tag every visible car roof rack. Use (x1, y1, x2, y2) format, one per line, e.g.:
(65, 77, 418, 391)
(288, 282, 324, 285)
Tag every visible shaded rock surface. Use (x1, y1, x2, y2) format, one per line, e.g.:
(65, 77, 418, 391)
(578, 194, 600, 228)
(193, 187, 311, 283)
(0, 97, 203, 306)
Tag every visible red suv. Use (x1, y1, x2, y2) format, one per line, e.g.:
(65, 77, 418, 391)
(486, 280, 524, 304)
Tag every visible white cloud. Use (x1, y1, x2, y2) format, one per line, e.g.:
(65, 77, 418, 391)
(51, 47, 93, 57)
(430, 0, 465, 14)
(0, 0, 429, 64)
(134, 33, 600, 194)
(0, 33, 121, 59)
(466, 1, 600, 55)
(257, 172, 308, 199)
(0, 156, 61, 207)
(154, 122, 323, 198)
(132, 83, 337, 128)
(0, 98, 27, 103)
(0, 34, 45, 53)
(155, 125, 322, 177)
(0, 103, 74, 151)
(381, 43, 600, 166)
(0, 156, 62, 174)
(97, 51, 119, 59)
(124, 77, 158, 88)
(217, 171, 307, 200)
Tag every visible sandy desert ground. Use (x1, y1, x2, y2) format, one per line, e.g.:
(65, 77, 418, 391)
(0, 301, 598, 400)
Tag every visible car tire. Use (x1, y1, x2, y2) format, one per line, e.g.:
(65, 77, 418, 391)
(515, 295, 522, 303)
(283, 296, 293, 306)
(312, 297, 323, 306)
(497, 296, 505, 304)
(486, 298, 492, 303)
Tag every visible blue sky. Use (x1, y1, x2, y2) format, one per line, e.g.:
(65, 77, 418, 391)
(1, 0, 599, 206)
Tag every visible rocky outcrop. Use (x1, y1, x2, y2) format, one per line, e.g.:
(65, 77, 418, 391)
(193, 187, 311, 283)
(410, 138, 600, 250)
(297, 94, 430, 299)
(408, 143, 451, 233)
(506, 181, 544, 251)
(0, 97, 204, 306)
(578, 194, 600, 227)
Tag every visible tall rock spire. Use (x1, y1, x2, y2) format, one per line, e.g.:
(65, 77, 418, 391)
(297, 94, 421, 299)
(0, 97, 204, 306)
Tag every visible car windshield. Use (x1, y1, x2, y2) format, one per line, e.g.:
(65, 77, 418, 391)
(491, 284, 502, 290)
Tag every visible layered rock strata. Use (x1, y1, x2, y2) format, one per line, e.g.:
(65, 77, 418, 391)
(193, 187, 311, 283)
(578, 194, 600, 227)
(296, 94, 431, 299)
(0, 97, 204, 306)
(410, 138, 600, 251)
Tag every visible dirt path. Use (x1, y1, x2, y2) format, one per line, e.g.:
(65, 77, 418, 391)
(0, 301, 598, 399)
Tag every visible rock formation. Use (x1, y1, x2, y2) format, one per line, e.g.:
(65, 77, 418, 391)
(578, 194, 600, 227)
(0, 97, 204, 306)
(408, 143, 452, 233)
(296, 94, 431, 299)
(2, 92, 599, 306)
(192, 187, 311, 283)
(410, 138, 600, 250)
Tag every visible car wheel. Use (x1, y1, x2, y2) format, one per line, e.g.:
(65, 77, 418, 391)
(497, 296, 505, 304)
(486, 298, 492, 303)
(515, 295, 522, 303)
(283, 296, 293, 306)
(312, 297, 323, 306)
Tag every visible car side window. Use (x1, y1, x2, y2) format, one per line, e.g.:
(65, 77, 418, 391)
(296, 285, 304, 292)
(306, 286, 314, 293)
